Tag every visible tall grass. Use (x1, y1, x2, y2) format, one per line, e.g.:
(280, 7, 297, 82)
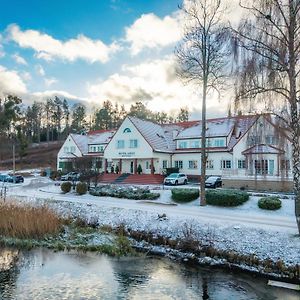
(0, 201, 62, 239)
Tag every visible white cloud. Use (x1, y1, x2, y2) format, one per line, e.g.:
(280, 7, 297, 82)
(125, 13, 182, 55)
(31, 90, 87, 101)
(7, 24, 121, 63)
(87, 56, 228, 117)
(0, 34, 5, 58)
(44, 77, 57, 87)
(35, 64, 45, 76)
(0, 65, 27, 96)
(20, 71, 32, 81)
(12, 53, 28, 65)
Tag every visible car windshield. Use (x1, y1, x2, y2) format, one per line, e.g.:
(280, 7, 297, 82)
(206, 177, 218, 183)
(168, 173, 178, 178)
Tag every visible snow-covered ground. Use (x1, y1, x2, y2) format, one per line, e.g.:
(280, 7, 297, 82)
(3, 176, 300, 265)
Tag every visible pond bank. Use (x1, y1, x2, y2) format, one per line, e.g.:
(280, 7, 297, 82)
(5, 196, 300, 285)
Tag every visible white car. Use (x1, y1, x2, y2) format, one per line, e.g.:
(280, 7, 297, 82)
(164, 173, 188, 185)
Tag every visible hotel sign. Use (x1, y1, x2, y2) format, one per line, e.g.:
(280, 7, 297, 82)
(118, 151, 135, 157)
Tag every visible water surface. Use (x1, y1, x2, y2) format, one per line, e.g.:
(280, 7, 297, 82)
(0, 248, 298, 300)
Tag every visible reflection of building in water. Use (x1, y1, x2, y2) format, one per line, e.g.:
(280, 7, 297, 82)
(0, 248, 20, 299)
(0, 248, 19, 271)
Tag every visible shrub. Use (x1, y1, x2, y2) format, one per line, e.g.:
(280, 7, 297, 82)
(40, 170, 47, 177)
(258, 197, 282, 210)
(171, 188, 199, 202)
(0, 202, 62, 239)
(50, 170, 61, 180)
(206, 189, 249, 206)
(61, 181, 72, 193)
(76, 182, 88, 195)
(137, 164, 142, 174)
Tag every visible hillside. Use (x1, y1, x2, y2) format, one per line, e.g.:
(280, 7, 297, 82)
(0, 141, 63, 171)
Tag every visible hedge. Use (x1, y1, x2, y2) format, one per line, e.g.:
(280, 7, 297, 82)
(90, 185, 160, 200)
(76, 182, 88, 195)
(171, 188, 199, 202)
(61, 181, 72, 193)
(258, 197, 282, 210)
(206, 189, 249, 206)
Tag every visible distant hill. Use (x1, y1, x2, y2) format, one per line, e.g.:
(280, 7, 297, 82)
(0, 141, 63, 171)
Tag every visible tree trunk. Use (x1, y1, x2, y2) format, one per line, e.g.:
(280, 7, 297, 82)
(288, 1, 300, 234)
(200, 78, 207, 206)
(291, 129, 300, 234)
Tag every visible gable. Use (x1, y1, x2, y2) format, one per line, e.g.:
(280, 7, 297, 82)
(104, 117, 153, 159)
(57, 134, 83, 158)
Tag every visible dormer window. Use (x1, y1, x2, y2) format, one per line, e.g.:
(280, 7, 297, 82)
(123, 128, 131, 133)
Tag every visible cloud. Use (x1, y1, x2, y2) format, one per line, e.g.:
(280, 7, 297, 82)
(0, 34, 5, 58)
(0, 65, 27, 96)
(7, 24, 121, 63)
(35, 64, 45, 76)
(44, 77, 57, 87)
(125, 13, 182, 55)
(87, 56, 229, 117)
(12, 53, 28, 65)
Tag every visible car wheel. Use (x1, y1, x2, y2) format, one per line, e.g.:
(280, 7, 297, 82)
(184, 179, 187, 185)
(175, 180, 178, 186)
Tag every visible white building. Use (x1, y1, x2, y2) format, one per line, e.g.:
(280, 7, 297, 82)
(57, 114, 293, 182)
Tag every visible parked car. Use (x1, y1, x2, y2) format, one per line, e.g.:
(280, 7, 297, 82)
(164, 173, 188, 185)
(5, 175, 24, 183)
(205, 176, 222, 188)
(61, 172, 80, 181)
(0, 174, 7, 182)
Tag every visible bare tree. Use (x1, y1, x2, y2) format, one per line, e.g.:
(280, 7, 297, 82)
(176, 0, 231, 205)
(232, 0, 300, 233)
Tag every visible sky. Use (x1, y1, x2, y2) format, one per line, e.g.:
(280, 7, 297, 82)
(0, 0, 241, 119)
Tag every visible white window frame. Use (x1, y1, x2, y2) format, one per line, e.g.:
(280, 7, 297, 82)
(117, 140, 125, 149)
(188, 160, 198, 169)
(221, 160, 232, 169)
(206, 160, 214, 169)
(175, 160, 183, 169)
(129, 139, 138, 148)
(238, 160, 246, 169)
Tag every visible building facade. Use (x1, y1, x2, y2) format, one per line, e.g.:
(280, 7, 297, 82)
(57, 114, 293, 181)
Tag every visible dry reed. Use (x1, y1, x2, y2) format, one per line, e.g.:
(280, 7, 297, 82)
(0, 201, 62, 239)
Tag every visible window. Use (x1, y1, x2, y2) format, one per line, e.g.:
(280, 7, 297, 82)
(281, 160, 290, 170)
(178, 141, 188, 149)
(97, 145, 104, 152)
(266, 135, 278, 145)
(254, 159, 268, 175)
(188, 160, 198, 169)
(238, 160, 246, 169)
(221, 160, 232, 169)
(129, 139, 138, 148)
(248, 135, 261, 146)
(214, 139, 225, 147)
(123, 128, 131, 133)
(190, 140, 200, 148)
(117, 140, 125, 149)
(175, 160, 183, 169)
(146, 161, 150, 169)
(63, 146, 69, 153)
(206, 160, 214, 169)
(162, 160, 168, 169)
(70, 146, 76, 153)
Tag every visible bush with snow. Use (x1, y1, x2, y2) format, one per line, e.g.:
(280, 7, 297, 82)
(258, 197, 281, 210)
(61, 181, 72, 194)
(90, 185, 160, 200)
(206, 190, 249, 206)
(76, 182, 88, 195)
(171, 189, 199, 202)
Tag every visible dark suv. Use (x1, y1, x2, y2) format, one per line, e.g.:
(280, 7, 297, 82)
(6, 175, 24, 183)
(205, 176, 222, 188)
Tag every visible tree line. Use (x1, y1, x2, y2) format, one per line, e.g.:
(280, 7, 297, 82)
(0, 95, 189, 154)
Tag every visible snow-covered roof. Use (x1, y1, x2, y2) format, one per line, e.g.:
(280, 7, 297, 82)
(88, 130, 115, 145)
(70, 130, 115, 155)
(242, 144, 285, 155)
(129, 116, 174, 152)
(70, 134, 88, 154)
(128, 115, 258, 153)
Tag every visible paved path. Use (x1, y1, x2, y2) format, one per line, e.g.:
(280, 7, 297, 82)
(7, 177, 298, 234)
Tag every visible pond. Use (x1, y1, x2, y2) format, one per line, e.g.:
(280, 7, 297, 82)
(0, 248, 298, 300)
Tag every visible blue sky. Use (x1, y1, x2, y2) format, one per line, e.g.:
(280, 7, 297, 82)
(0, 0, 234, 118)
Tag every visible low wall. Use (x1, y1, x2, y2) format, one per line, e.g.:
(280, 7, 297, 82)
(223, 178, 293, 192)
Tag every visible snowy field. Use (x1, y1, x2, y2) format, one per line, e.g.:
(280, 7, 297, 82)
(3, 175, 300, 265)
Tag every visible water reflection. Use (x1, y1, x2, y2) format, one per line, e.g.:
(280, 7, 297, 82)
(0, 248, 298, 300)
